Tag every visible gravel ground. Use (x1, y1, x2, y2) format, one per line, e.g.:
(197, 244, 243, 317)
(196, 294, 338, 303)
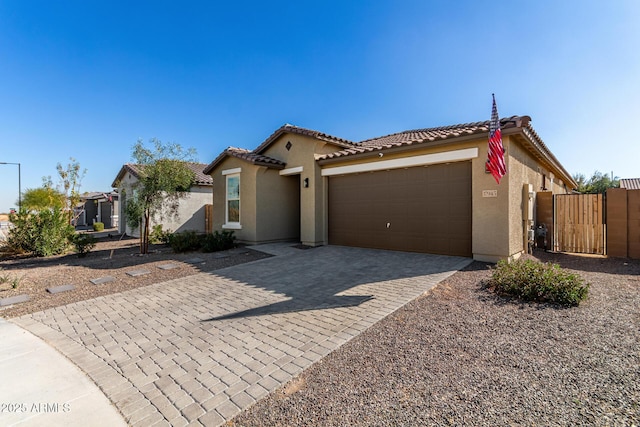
(231, 251, 640, 426)
(0, 235, 271, 318)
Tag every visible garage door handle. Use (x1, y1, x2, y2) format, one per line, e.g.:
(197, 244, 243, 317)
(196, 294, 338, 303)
(386, 223, 391, 228)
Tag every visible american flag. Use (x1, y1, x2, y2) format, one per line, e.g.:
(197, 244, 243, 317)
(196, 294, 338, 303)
(486, 94, 507, 184)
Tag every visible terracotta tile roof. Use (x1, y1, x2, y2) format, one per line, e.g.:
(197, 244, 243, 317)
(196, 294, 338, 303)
(316, 115, 576, 188)
(203, 147, 286, 174)
(253, 124, 355, 154)
(224, 147, 287, 168)
(319, 116, 527, 160)
(113, 162, 213, 187)
(204, 124, 355, 175)
(620, 178, 640, 189)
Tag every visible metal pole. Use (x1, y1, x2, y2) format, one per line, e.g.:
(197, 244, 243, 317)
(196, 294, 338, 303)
(18, 163, 21, 211)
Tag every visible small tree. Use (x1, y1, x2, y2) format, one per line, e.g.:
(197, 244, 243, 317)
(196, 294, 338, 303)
(56, 158, 87, 223)
(21, 186, 65, 212)
(124, 138, 197, 254)
(573, 171, 619, 194)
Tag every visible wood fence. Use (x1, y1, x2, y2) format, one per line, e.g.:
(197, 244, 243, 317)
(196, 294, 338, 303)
(204, 204, 213, 233)
(553, 193, 605, 254)
(606, 188, 640, 259)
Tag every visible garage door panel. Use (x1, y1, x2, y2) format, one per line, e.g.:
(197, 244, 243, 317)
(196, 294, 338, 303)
(328, 162, 471, 256)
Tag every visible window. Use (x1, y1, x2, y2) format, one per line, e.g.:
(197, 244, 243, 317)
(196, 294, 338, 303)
(225, 174, 240, 227)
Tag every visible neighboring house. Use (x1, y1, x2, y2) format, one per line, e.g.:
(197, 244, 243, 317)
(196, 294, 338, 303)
(620, 178, 640, 190)
(74, 191, 119, 229)
(112, 163, 213, 237)
(204, 116, 577, 262)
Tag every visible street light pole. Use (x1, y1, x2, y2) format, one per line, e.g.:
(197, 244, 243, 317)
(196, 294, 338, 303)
(0, 162, 21, 211)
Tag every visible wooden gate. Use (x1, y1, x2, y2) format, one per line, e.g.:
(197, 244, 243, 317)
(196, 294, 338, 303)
(553, 194, 605, 254)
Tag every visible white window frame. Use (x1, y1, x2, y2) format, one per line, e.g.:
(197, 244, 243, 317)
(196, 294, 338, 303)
(223, 173, 241, 229)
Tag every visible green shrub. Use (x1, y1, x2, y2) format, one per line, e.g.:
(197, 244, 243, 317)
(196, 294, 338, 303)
(93, 222, 105, 232)
(149, 224, 172, 244)
(7, 208, 74, 256)
(0, 268, 22, 289)
(69, 233, 97, 257)
(486, 259, 590, 306)
(0, 268, 10, 285)
(168, 230, 202, 253)
(201, 230, 236, 252)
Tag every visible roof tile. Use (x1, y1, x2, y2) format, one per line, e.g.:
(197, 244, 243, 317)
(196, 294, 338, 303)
(318, 117, 527, 160)
(224, 147, 286, 168)
(620, 178, 640, 190)
(253, 124, 355, 154)
(123, 162, 212, 186)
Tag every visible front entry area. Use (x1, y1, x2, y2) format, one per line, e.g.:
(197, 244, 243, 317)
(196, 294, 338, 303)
(328, 161, 472, 257)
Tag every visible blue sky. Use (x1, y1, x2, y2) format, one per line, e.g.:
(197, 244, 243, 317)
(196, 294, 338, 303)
(1, 1, 639, 211)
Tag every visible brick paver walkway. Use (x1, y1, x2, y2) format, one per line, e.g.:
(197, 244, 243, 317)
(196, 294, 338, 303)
(13, 246, 471, 426)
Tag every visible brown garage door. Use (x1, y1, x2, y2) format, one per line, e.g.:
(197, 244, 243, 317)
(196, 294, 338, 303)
(328, 161, 472, 256)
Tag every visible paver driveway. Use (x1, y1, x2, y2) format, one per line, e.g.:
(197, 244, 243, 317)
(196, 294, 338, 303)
(13, 245, 471, 426)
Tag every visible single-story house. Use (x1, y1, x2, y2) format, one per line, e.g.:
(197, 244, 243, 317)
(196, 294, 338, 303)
(203, 116, 577, 262)
(112, 162, 213, 237)
(74, 191, 119, 229)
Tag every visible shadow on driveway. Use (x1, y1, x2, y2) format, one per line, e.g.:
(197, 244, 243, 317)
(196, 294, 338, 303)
(204, 245, 471, 321)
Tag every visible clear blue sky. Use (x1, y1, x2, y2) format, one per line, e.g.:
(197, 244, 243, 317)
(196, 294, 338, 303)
(1, 1, 639, 211)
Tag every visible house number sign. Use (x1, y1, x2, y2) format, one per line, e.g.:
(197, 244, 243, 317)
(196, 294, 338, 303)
(482, 190, 497, 198)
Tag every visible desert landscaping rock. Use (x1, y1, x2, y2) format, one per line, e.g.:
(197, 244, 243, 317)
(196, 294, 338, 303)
(231, 253, 640, 427)
(0, 236, 271, 318)
(90, 276, 116, 285)
(0, 294, 30, 307)
(126, 269, 151, 277)
(46, 284, 76, 294)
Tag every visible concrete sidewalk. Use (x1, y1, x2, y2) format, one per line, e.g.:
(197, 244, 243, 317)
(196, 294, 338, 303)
(0, 318, 126, 427)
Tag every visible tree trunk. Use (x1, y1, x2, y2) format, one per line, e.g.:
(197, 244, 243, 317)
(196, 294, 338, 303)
(142, 211, 150, 254)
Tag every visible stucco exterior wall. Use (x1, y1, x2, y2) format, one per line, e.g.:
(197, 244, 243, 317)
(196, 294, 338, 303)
(156, 185, 212, 234)
(469, 137, 511, 262)
(211, 156, 259, 243)
(318, 138, 513, 261)
(117, 171, 212, 238)
(505, 136, 573, 260)
(255, 168, 300, 242)
(260, 134, 342, 246)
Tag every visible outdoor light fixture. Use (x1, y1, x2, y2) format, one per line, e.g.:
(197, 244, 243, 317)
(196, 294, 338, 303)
(0, 161, 21, 211)
(303, 178, 309, 188)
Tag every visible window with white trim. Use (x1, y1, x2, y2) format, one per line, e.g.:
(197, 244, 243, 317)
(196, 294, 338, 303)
(225, 174, 240, 226)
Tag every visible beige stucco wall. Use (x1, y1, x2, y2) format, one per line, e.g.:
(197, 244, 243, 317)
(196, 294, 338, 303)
(255, 168, 300, 242)
(259, 134, 342, 246)
(117, 171, 212, 238)
(211, 156, 259, 243)
(504, 136, 572, 261)
(319, 139, 511, 261)
(209, 133, 344, 245)
(318, 135, 573, 262)
(469, 137, 511, 262)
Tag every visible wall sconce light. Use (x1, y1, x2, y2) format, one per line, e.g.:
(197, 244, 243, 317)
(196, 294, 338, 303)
(303, 178, 309, 188)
